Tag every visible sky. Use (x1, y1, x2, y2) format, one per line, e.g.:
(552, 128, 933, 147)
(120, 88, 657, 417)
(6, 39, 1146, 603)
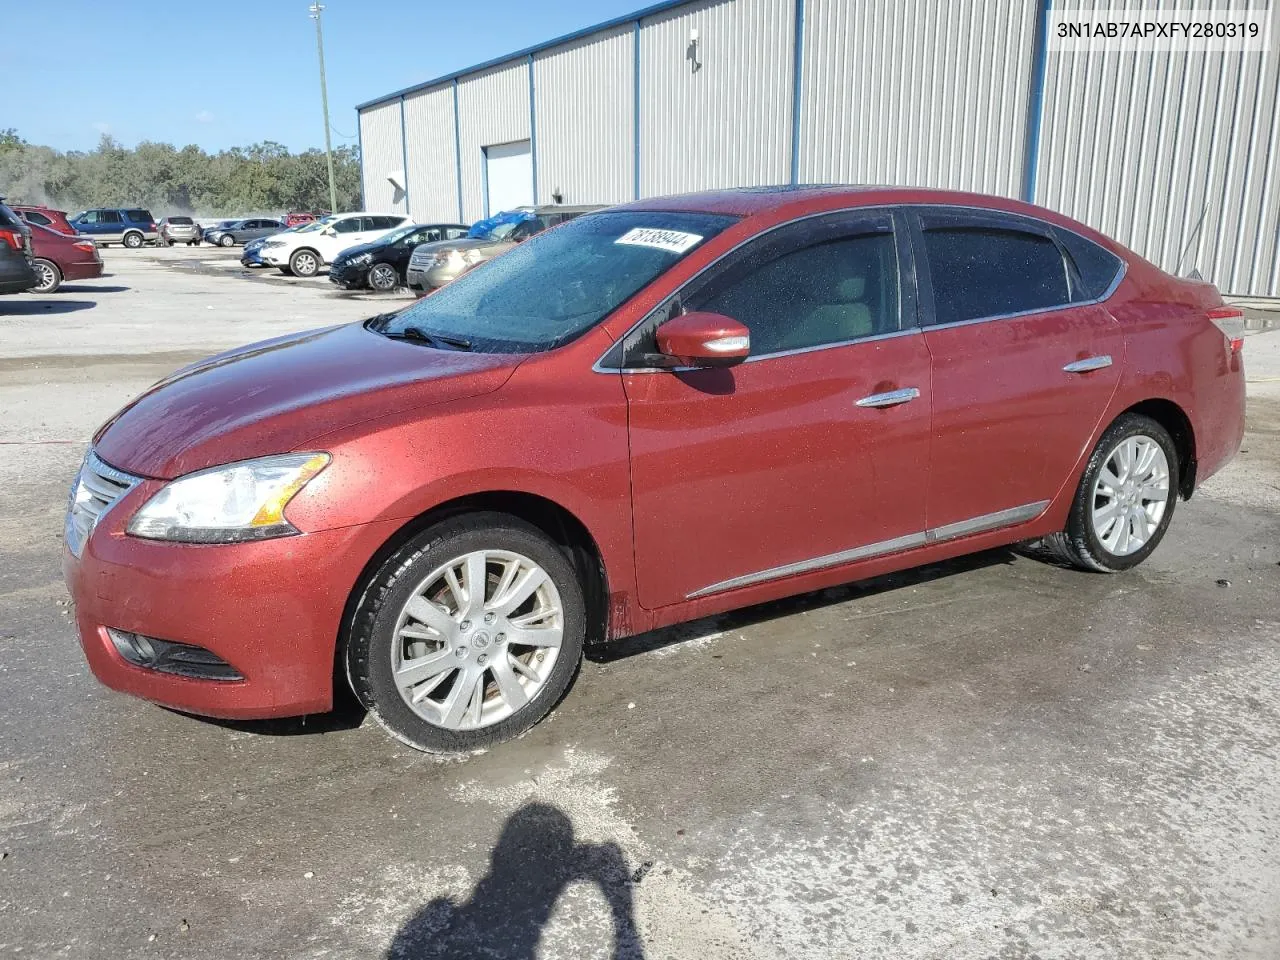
(5, 0, 644, 154)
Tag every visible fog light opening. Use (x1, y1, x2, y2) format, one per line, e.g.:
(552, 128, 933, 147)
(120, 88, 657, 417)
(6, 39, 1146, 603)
(105, 628, 243, 681)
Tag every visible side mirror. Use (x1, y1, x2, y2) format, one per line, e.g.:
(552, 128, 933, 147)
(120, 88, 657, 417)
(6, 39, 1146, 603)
(655, 312, 750, 367)
(322, 227, 337, 237)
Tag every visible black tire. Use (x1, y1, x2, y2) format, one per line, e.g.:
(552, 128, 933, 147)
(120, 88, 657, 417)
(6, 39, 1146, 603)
(31, 259, 62, 294)
(1039, 413, 1179, 573)
(277, 266, 294, 276)
(219, 234, 235, 248)
(345, 512, 586, 754)
(289, 248, 320, 277)
(122, 231, 143, 249)
(367, 261, 400, 292)
(161, 236, 174, 247)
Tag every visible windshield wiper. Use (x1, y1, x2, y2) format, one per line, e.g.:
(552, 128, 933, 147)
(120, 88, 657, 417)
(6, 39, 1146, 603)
(386, 325, 473, 351)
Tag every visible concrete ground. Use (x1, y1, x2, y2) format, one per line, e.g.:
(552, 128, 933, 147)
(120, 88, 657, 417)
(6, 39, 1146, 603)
(1, 247, 1279, 960)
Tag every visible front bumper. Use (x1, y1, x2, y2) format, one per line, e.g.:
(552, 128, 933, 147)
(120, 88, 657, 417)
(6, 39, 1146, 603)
(63, 482, 403, 719)
(261, 249, 288, 266)
(327, 262, 366, 288)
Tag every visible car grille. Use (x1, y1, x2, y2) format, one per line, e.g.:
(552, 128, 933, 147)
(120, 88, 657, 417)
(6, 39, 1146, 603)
(66, 452, 141, 558)
(409, 252, 438, 268)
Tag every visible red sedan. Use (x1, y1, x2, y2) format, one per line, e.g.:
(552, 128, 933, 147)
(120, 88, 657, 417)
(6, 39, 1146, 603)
(29, 222, 103, 292)
(63, 186, 1246, 753)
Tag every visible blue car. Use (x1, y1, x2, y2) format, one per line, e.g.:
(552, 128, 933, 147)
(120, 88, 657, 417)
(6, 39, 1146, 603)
(68, 208, 158, 248)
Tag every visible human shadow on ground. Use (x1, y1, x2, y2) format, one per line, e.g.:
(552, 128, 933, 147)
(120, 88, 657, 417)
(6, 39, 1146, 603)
(386, 801, 644, 959)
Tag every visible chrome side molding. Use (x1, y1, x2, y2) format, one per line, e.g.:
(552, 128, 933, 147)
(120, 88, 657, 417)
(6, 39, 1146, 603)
(685, 500, 1051, 600)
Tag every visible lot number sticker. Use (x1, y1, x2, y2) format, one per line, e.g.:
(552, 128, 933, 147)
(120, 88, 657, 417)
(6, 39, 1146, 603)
(615, 228, 703, 254)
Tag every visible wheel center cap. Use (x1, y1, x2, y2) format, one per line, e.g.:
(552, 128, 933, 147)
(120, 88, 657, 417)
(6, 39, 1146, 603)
(472, 631, 491, 650)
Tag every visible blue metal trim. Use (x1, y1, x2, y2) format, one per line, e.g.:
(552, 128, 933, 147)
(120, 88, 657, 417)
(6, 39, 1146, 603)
(453, 79, 464, 222)
(481, 147, 490, 219)
(399, 96, 410, 215)
(633, 20, 641, 200)
(355, 109, 365, 210)
(528, 54, 538, 205)
(789, 0, 805, 186)
(355, 0, 694, 110)
(1021, 0, 1053, 203)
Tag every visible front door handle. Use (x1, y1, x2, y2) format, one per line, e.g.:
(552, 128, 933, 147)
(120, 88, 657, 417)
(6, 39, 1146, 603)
(1063, 355, 1113, 373)
(855, 387, 920, 408)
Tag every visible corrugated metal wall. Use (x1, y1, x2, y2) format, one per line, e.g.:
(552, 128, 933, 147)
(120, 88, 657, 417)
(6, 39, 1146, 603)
(404, 86, 461, 223)
(798, 0, 1037, 197)
(456, 62, 531, 221)
(638, 0, 793, 196)
(1036, 0, 1280, 296)
(534, 26, 635, 206)
(358, 100, 407, 214)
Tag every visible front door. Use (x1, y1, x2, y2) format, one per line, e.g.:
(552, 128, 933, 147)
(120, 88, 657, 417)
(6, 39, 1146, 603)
(620, 210, 933, 610)
(910, 208, 1124, 534)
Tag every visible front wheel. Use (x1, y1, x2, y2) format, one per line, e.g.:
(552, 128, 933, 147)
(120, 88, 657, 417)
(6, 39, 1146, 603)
(31, 258, 62, 293)
(219, 234, 235, 248)
(345, 513, 585, 753)
(367, 261, 399, 292)
(1040, 413, 1179, 572)
(122, 231, 143, 249)
(288, 248, 319, 277)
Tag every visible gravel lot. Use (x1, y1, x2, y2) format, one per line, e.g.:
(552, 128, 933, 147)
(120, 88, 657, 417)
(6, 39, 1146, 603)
(2, 247, 1279, 960)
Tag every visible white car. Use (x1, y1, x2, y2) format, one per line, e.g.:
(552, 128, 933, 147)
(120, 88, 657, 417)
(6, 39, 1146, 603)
(260, 213, 410, 277)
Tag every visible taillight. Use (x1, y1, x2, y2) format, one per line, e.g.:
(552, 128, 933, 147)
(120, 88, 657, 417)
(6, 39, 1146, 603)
(73, 241, 96, 253)
(1207, 306, 1245, 353)
(0, 228, 22, 251)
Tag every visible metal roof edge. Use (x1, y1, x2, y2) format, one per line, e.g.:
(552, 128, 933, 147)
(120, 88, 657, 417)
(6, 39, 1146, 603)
(355, 0, 698, 111)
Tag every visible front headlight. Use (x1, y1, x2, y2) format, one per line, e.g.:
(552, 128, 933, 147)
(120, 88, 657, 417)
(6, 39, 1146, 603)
(262, 240, 283, 249)
(348, 252, 373, 266)
(127, 453, 330, 543)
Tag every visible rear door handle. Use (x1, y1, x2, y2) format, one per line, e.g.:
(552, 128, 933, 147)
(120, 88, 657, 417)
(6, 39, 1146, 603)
(855, 387, 921, 408)
(1063, 355, 1113, 373)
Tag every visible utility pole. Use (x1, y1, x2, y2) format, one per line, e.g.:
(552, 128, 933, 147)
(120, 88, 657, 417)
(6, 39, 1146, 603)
(309, 2, 339, 213)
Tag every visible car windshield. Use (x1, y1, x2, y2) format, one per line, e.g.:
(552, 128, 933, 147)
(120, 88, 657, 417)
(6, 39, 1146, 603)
(375, 211, 737, 353)
(382, 224, 421, 244)
(295, 218, 331, 234)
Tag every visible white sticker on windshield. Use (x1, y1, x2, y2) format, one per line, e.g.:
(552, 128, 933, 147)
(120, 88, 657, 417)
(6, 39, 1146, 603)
(614, 227, 703, 254)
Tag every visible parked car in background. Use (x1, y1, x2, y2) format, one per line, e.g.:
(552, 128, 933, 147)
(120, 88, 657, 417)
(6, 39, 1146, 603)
(207, 218, 285, 248)
(260, 212, 409, 277)
(69, 208, 158, 248)
(202, 220, 239, 243)
(60, 186, 1248, 753)
(284, 212, 317, 227)
(12, 204, 78, 236)
(406, 204, 601, 293)
(0, 200, 36, 294)
(244, 218, 331, 268)
(329, 222, 469, 291)
(27, 222, 103, 293)
(158, 217, 202, 246)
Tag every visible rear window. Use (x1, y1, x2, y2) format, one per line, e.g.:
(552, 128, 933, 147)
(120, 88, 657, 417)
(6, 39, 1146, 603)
(125, 209, 152, 222)
(1055, 227, 1124, 301)
(923, 227, 1071, 325)
(169, 216, 193, 225)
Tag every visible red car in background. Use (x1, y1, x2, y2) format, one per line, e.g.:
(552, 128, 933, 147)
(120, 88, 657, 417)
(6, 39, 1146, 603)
(63, 186, 1246, 754)
(29, 222, 103, 292)
(12, 204, 78, 236)
(284, 212, 317, 227)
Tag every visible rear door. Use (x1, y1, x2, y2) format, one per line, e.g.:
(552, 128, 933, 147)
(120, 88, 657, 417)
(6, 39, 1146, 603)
(618, 209, 932, 609)
(909, 207, 1124, 535)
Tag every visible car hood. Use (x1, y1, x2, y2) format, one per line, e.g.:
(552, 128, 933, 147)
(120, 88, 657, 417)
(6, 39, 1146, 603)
(332, 239, 387, 262)
(93, 321, 522, 479)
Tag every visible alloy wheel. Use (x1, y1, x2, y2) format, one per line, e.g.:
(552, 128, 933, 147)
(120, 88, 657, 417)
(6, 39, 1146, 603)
(391, 549, 564, 731)
(32, 260, 59, 293)
(1090, 434, 1171, 557)
(369, 263, 397, 291)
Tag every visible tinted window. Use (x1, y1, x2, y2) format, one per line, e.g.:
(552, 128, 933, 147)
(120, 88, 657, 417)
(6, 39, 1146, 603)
(169, 216, 193, 225)
(100, 210, 123, 224)
(0, 203, 22, 227)
(1055, 227, 1124, 301)
(446, 228, 468, 240)
(379, 211, 736, 353)
(333, 218, 363, 234)
(125, 209, 151, 222)
(24, 211, 52, 226)
(374, 216, 402, 230)
(923, 226, 1070, 325)
(692, 230, 901, 355)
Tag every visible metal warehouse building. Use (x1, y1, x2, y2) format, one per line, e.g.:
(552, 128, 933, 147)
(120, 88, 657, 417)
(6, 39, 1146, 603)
(357, 0, 1280, 296)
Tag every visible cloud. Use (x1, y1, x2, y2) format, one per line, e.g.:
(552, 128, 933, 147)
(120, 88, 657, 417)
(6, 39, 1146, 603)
(195, 110, 215, 124)
(92, 121, 111, 134)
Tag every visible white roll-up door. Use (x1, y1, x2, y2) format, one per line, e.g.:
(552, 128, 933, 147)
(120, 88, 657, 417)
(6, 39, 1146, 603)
(484, 140, 533, 215)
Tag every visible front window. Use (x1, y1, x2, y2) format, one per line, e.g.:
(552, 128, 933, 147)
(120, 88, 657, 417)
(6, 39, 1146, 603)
(374, 211, 737, 353)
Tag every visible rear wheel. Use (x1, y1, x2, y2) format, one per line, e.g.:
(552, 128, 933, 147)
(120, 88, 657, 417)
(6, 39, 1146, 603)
(122, 231, 143, 249)
(345, 513, 585, 753)
(367, 262, 399, 292)
(1039, 413, 1178, 572)
(31, 259, 62, 294)
(289, 248, 320, 277)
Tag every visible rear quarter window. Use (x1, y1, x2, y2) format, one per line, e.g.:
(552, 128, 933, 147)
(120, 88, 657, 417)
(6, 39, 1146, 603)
(126, 209, 152, 222)
(1055, 228, 1124, 301)
(923, 226, 1071, 325)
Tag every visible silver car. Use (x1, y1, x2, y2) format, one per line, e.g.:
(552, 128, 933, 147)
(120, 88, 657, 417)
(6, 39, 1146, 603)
(158, 217, 202, 246)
